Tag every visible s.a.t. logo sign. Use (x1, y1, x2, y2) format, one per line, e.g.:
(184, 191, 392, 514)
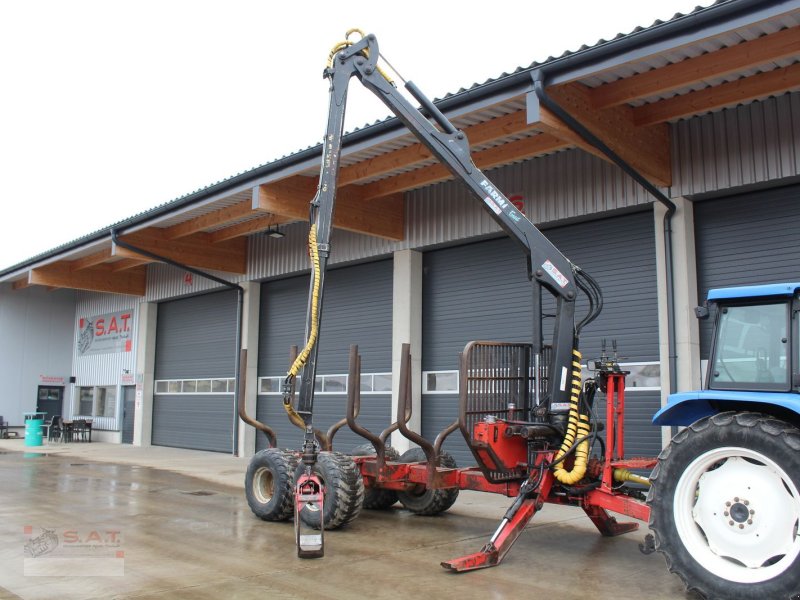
(77, 311, 133, 356)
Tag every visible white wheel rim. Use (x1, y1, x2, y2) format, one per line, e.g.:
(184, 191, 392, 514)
(673, 446, 800, 583)
(253, 467, 274, 504)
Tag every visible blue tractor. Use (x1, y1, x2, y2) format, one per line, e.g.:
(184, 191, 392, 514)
(649, 282, 800, 600)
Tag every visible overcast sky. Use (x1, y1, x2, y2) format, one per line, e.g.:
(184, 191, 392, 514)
(0, 0, 713, 271)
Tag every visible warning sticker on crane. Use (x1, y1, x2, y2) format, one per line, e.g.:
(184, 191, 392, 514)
(542, 260, 569, 288)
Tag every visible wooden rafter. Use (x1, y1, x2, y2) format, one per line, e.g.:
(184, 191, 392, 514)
(254, 179, 405, 240)
(110, 258, 152, 272)
(536, 82, 672, 187)
(209, 215, 293, 243)
(633, 63, 800, 126)
(338, 109, 530, 185)
(162, 199, 257, 239)
(113, 229, 247, 273)
(69, 249, 114, 271)
(592, 26, 800, 109)
(357, 133, 570, 199)
(28, 264, 146, 296)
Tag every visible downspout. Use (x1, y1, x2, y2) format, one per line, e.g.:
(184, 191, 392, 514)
(110, 228, 244, 456)
(531, 72, 678, 399)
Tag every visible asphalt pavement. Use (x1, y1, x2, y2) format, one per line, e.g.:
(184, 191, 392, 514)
(0, 438, 691, 599)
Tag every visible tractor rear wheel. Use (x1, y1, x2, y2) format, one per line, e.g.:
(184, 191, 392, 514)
(294, 451, 364, 530)
(245, 448, 297, 522)
(396, 448, 459, 515)
(350, 444, 400, 510)
(648, 412, 800, 600)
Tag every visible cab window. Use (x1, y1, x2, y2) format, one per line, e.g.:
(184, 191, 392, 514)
(709, 302, 789, 391)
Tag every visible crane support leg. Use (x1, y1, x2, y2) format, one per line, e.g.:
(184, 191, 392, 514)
(442, 471, 553, 572)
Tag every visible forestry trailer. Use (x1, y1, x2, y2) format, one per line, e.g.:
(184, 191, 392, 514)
(240, 31, 800, 600)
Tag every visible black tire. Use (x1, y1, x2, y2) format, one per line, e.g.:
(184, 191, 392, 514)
(244, 449, 297, 522)
(350, 443, 400, 510)
(294, 451, 364, 530)
(648, 412, 800, 600)
(396, 448, 459, 515)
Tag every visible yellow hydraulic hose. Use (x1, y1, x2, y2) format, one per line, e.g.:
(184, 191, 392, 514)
(283, 224, 321, 428)
(552, 349, 591, 485)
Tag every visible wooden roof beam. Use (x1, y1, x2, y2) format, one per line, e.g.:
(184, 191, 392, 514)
(338, 109, 531, 186)
(162, 199, 259, 239)
(254, 177, 405, 240)
(209, 215, 294, 243)
(69, 249, 115, 271)
(110, 258, 152, 272)
(28, 264, 146, 296)
(357, 133, 570, 199)
(531, 82, 672, 187)
(592, 26, 800, 109)
(112, 229, 247, 274)
(633, 63, 800, 126)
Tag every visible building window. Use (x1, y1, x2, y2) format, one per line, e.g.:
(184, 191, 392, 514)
(95, 386, 117, 418)
(78, 387, 94, 415)
(582, 361, 661, 391)
(153, 378, 236, 395)
(423, 371, 459, 394)
(258, 373, 392, 395)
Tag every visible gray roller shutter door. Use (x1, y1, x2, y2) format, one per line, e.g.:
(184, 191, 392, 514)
(695, 184, 800, 357)
(422, 210, 661, 467)
(256, 260, 393, 452)
(153, 290, 237, 452)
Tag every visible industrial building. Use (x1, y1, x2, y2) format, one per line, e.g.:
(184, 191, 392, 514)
(1, 0, 798, 468)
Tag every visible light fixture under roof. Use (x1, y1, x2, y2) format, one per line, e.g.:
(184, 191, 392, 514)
(265, 226, 285, 239)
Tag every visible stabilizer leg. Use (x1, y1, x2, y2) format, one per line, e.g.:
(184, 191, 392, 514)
(442, 471, 552, 572)
(583, 504, 639, 537)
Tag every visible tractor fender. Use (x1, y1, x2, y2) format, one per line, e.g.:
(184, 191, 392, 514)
(653, 390, 800, 427)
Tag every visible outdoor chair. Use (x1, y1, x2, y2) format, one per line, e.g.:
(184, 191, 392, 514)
(48, 416, 64, 443)
(73, 419, 89, 442)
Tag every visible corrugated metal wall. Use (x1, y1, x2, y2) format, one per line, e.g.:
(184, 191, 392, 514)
(72, 291, 139, 387)
(672, 92, 800, 197)
(421, 210, 660, 467)
(152, 289, 238, 452)
(0, 285, 75, 425)
(145, 263, 246, 302)
(256, 260, 393, 452)
(695, 183, 800, 357)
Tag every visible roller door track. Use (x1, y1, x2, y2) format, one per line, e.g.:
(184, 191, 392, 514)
(256, 260, 393, 452)
(422, 210, 661, 467)
(152, 290, 237, 453)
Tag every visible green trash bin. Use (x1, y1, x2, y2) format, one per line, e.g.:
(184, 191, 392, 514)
(24, 412, 46, 447)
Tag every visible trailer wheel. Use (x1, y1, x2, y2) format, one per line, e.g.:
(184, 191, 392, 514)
(648, 412, 800, 600)
(396, 448, 459, 515)
(350, 444, 401, 509)
(245, 448, 297, 522)
(295, 451, 364, 530)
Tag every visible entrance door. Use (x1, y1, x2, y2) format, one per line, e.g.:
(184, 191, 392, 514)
(122, 386, 136, 444)
(36, 386, 63, 422)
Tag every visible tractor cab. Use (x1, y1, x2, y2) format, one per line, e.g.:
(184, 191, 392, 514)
(654, 282, 800, 427)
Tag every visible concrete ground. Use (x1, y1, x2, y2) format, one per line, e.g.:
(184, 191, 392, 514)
(0, 438, 691, 600)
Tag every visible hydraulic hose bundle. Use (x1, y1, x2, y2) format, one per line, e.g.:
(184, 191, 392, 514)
(282, 224, 321, 430)
(552, 348, 591, 485)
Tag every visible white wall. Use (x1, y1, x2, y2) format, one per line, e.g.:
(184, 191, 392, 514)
(0, 283, 76, 425)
